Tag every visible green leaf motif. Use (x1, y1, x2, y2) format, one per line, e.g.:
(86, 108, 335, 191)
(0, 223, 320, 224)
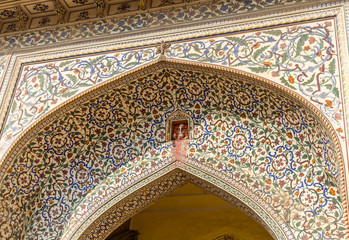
(302, 74, 315, 86)
(324, 84, 332, 90)
(62, 89, 79, 98)
(38, 74, 46, 90)
(329, 59, 336, 75)
(333, 87, 339, 98)
(66, 73, 77, 83)
(262, 29, 283, 36)
(253, 45, 270, 60)
(281, 52, 288, 64)
(225, 36, 243, 43)
(248, 66, 269, 74)
(280, 77, 297, 90)
(190, 44, 204, 54)
(11, 101, 17, 113)
(90, 55, 106, 65)
(24, 109, 33, 117)
(59, 60, 74, 68)
(295, 35, 309, 57)
(187, 53, 202, 59)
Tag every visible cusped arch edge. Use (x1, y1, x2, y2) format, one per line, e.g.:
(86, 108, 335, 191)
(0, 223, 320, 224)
(0, 59, 347, 240)
(70, 163, 292, 240)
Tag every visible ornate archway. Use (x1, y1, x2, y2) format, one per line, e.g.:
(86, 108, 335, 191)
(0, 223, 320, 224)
(74, 166, 289, 240)
(0, 61, 344, 240)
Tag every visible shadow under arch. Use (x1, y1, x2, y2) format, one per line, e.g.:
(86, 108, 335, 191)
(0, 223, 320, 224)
(0, 59, 346, 240)
(72, 163, 292, 240)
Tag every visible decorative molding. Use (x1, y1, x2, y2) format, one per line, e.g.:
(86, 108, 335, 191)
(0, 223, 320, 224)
(52, 0, 66, 24)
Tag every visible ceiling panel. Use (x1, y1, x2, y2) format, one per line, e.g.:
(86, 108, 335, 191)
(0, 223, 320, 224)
(0, 0, 206, 35)
(23, 1, 55, 15)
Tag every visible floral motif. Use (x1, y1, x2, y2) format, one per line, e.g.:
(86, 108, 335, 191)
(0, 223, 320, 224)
(88, 100, 118, 128)
(9, 163, 39, 194)
(38, 17, 50, 27)
(41, 195, 70, 227)
(0, 222, 12, 239)
(72, 0, 89, 5)
(229, 83, 258, 112)
(179, 74, 210, 102)
(2, 48, 156, 144)
(225, 126, 253, 159)
(77, 10, 89, 20)
(44, 122, 75, 155)
(0, 9, 16, 18)
(134, 79, 164, 108)
(33, 3, 49, 12)
(0, 65, 344, 240)
(266, 146, 294, 179)
(5, 23, 17, 32)
(169, 22, 340, 124)
(116, 3, 130, 13)
(69, 161, 95, 191)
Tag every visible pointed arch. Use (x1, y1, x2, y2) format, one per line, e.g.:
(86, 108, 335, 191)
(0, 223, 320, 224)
(0, 60, 346, 240)
(72, 164, 292, 240)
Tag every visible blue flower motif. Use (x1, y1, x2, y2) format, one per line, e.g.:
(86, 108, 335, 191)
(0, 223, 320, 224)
(177, 12, 184, 18)
(44, 33, 50, 38)
(118, 21, 125, 27)
(136, 19, 143, 25)
(267, 36, 275, 42)
(157, 14, 165, 20)
(97, 25, 104, 31)
(25, 38, 32, 43)
(244, 0, 252, 5)
(81, 27, 87, 32)
(60, 32, 67, 37)
(9, 39, 15, 44)
(220, 5, 228, 11)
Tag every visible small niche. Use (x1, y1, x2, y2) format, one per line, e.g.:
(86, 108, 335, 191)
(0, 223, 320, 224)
(171, 119, 189, 140)
(166, 110, 192, 141)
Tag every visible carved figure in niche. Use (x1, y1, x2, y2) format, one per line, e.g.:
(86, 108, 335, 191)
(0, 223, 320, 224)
(171, 120, 189, 140)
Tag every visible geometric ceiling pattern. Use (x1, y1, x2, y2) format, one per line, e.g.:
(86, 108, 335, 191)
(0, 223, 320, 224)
(0, 0, 202, 34)
(0, 0, 324, 36)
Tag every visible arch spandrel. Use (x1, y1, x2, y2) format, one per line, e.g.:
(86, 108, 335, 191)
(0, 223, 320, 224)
(2, 17, 346, 161)
(0, 62, 346, 240)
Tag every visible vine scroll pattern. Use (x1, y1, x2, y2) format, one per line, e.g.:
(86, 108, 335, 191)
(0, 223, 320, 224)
(0, 64, 343, 240)
(1, 19, 345, 160)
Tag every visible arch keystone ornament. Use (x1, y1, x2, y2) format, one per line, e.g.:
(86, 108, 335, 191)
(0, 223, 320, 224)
(0, 61, 346, 240)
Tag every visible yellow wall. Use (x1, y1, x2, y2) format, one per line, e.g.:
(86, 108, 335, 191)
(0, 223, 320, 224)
(130, 183, 273, 240)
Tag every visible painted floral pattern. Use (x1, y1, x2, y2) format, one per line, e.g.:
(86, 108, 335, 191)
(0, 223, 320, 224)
(2, 48, 156, 142)
(0, 65, 343, 240)
(2, 19, 345, 159)
(169, 20, 342, 127)
(0, 0, 313, 49)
